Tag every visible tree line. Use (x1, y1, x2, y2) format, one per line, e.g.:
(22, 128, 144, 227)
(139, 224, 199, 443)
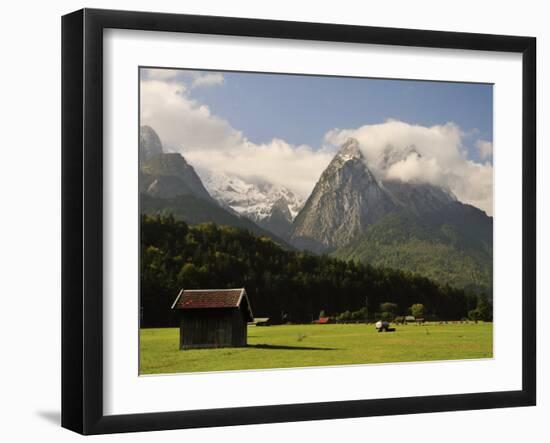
(140, 215, 491, 327)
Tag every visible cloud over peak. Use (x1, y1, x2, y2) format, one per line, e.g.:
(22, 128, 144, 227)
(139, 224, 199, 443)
(140, 75, 493, 215)
(324, 120, 493, 215)
(140, 76, 333, 198)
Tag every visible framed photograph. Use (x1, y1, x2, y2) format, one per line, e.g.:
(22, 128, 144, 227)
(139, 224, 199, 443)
(62, 8, 536, 435)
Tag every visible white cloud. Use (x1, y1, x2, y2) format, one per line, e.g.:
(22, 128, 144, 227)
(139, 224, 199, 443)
(190, 72, 225, 88)
(386, 154, 442, 184)
(325, 120, 493, 215)
(141, 68, 225, 89)
(187, 139, 334, 198)
(141, 79, 241, 151)
(140, 78, 332, 198)
(141, 68, 178, 80)
(141, 77, 493, 215)
(476, 139, 493, 160)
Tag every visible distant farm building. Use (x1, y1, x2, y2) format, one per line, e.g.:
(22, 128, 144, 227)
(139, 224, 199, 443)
(250, 317, 271, 326)
(313, 317, 331, 324)
(405, 316, 416, 323)
(171, 288, 253, 350)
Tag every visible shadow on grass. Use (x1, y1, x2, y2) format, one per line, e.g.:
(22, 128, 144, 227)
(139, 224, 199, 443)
(248, 344, 338, 351)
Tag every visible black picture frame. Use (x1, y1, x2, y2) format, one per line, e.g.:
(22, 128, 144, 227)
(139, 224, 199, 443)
(62, 8, 536, 435)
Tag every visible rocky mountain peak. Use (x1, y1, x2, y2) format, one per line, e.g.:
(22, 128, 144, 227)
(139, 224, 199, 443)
(139, 125, 163, 163)
(139, 127, 213, 202)
(336, 137, 363, 162)
(291, 138, 396, 252)
(320, 137, 377, 188)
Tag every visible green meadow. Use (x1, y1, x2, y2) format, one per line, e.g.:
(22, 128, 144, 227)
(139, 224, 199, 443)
(139, 322, 492, 375)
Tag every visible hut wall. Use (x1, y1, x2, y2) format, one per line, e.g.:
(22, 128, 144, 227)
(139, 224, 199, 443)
(231, 309, 247, 347)
(179, 308, 247, 349)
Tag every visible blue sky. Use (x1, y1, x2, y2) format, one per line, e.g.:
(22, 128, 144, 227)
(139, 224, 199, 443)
(140, 68, 494, 214)
(187, 71, 493, 163)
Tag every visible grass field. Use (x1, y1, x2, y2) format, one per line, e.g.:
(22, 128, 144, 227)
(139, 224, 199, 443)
(139, 322, 492, 375)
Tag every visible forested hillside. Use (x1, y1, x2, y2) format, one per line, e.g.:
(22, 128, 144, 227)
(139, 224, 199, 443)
(141, 215, 487, 327)
(333, 211, 493, 293)
(140, 193, 291, 248)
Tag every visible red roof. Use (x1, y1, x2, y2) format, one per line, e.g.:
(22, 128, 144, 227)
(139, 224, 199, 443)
(171, 288, 253, 321)
(318, 317, 330, 324)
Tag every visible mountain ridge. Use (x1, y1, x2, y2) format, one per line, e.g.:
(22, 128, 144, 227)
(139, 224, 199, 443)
(138, 128, 492, 293)
(200, 171, 303, 240)
(138, 126, 294, 249)
(290, 137, 493, 293)
(332, 210, 492, 293)
(291, 138, 399, 252)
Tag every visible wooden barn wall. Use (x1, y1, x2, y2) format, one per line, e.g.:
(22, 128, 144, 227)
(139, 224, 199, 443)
(180, 308, 246, 349)
(231, 309, 247, 347)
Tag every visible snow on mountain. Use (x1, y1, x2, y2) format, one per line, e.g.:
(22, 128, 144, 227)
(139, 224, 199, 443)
(199, 171, 304, 225)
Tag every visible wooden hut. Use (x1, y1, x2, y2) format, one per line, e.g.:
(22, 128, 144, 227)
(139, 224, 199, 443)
(171, 288, 254, 350)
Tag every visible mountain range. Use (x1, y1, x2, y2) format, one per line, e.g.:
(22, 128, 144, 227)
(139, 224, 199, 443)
(139, 126, 292, 248)
(139, 126, 492, 294)
(200, 171, 303, 239)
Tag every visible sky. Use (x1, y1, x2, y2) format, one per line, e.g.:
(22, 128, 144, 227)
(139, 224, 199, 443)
(140, 67, 494, 214)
